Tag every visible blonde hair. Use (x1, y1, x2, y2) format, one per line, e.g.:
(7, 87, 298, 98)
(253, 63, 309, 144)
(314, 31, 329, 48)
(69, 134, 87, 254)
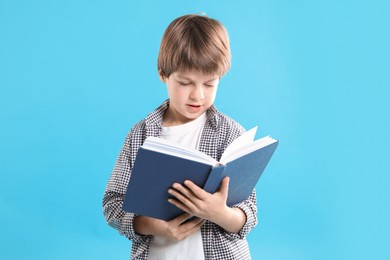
(158, 14, 231, 78)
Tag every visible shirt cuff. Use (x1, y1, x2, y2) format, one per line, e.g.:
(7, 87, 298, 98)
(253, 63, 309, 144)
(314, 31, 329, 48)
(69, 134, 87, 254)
(122, 213, 150, 243)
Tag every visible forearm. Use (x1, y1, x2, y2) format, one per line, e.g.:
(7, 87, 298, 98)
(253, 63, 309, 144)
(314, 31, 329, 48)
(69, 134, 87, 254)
(211, 190, 258, 238)
(212, 206, 247, 234)
(230, 190, 258, 237)
(134, 215, 164, 236)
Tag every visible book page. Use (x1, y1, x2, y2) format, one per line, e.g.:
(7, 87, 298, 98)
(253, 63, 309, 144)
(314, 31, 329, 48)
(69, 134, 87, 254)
(220, 126, 258, 163)
(142, 136, 218, 166)
(221, 134, 277, 164)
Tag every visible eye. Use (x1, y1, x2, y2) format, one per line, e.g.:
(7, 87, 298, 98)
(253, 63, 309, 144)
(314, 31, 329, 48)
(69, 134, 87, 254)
(204, 79, 218, 88)
(178, 81, 191, 86)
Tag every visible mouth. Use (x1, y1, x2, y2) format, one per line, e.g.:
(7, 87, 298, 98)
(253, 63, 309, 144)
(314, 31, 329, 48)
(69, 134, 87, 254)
(187, 104, 202, 112)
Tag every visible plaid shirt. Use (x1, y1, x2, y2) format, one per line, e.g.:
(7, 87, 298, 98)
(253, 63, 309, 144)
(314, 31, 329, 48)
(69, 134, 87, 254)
(103, 100, 257, 259)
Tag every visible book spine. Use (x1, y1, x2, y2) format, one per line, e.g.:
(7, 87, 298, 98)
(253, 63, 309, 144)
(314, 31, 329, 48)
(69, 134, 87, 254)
(203, 165, 225, 194)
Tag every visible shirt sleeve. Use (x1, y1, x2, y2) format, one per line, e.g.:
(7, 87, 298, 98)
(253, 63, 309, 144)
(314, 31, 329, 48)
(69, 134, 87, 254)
(102, 131, 149, 243)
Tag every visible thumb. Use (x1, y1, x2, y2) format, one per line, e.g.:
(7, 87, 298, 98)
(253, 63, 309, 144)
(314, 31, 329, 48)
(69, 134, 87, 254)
(219, 176, 230, 197)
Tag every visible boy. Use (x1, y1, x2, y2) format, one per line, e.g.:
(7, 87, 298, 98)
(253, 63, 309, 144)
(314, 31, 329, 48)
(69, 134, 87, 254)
(103, 14, 257, 259)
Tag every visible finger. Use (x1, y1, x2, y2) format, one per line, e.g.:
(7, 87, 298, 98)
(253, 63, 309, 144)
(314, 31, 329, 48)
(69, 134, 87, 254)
(168, 187, 195, 206)
(192, 218, 205, 229)
(171, 183, 199, 201)
(177, 212, 193, 220)
(181, 217, 205, 232)
(171, 212, 193, 224)
(183, 180, 209, 200)
(168, 197, 191, 214)
(177, 219, 205, 240)
(219, 176, 230, 197)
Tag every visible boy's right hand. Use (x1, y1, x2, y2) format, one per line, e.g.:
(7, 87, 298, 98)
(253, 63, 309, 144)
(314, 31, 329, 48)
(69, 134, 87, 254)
(134, 213, 205, 241)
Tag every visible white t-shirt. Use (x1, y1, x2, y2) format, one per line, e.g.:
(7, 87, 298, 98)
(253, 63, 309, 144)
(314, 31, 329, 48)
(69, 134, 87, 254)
(148, 113, 207, 260)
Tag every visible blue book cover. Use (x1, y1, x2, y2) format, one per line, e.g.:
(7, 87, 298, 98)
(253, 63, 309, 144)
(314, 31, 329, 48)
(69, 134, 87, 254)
(122, 128, 278, 221)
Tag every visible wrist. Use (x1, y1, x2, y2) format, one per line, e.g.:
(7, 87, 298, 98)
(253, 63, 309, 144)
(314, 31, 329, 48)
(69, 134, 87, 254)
(213, 206, 247, 234)
(134, 215, 163, 236)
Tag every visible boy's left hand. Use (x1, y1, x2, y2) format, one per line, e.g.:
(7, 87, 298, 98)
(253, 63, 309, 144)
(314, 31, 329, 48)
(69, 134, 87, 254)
(168, 177, 231, 225)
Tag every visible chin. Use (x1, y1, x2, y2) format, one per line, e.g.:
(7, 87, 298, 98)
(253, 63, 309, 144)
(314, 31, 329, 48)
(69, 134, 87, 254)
(184, 113, 202, 121)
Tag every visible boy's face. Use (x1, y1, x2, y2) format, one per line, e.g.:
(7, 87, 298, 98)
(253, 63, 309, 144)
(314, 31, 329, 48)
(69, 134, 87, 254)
(161, 70, 219, 126)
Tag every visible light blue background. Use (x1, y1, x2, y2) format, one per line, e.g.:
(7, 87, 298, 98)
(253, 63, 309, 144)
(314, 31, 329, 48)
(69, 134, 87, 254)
(1, 1, 389, 259)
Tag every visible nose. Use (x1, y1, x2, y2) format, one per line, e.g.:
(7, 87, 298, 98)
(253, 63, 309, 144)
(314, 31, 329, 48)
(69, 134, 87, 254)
(190, 85, 205, 101)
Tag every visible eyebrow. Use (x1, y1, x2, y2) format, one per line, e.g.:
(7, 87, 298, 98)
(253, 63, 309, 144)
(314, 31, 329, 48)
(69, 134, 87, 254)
(176, 75, 219, 83)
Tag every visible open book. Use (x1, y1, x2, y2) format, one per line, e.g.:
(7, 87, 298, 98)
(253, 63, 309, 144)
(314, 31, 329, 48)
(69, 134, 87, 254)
(122, 127, 278, 220)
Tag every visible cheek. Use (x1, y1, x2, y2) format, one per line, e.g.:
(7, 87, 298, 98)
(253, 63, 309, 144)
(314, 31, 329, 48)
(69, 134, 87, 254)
(207, 88, 218, 101)
(167, 86, 181, 98)
(167, 87, 188, 103)
(174, 88, 189, 99)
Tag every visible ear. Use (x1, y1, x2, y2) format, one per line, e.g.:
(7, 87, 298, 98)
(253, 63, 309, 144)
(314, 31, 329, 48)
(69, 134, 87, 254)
(158, 70, 166, 83)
